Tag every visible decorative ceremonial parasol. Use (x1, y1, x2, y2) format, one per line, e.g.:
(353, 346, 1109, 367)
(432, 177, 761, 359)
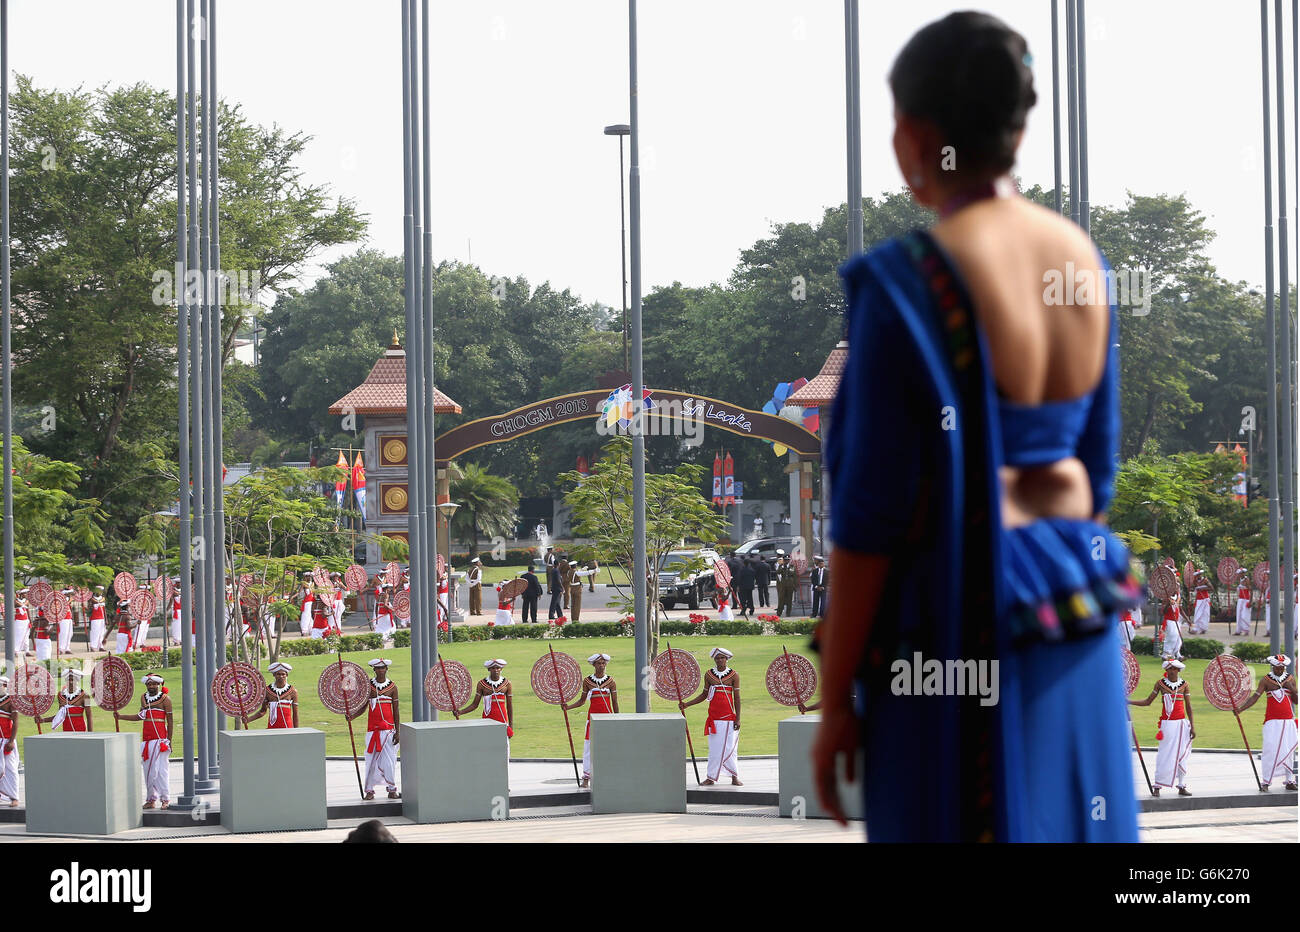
(1182, 560, 1195, 588)
(654, 644, 703, 783)
(1217, 556, 1240, 586)
(1120, 648, 1141, 696)
(46, 590, 70, 625)
(75, 586, 92, 607)
(318, 661, 370, 717)
(210, 661, 266, 721)
(27, 580, 53, 610)
(385, 562, 402, 588)
(713, 558, 731, 590)
(765, 649, 818, 708)
(531, 648, 583, 786)
(113, 571, 138, 601)
(1203, 654, 1263, 788)
(312, 566, 332, 590)
(436, 553, 446, 578)
(344, 564, 368, 592)
(1253, 561, 1270, 592)
(424, 658, 472, 714)
(392, 590, 411, 622)
(1148, 566, 1178, 601)
(497, 578, 527, 602)
(10, 664, 55, 732)
(128, 589, 157, 622)
(91, 656, 135, 732)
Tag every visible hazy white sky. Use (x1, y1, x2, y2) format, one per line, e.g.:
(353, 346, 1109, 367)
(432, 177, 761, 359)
(5, 0, 1295, 309)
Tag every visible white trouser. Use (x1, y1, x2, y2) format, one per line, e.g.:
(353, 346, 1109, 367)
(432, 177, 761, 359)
(583, 738, 592, 779)
(134, 621, 149, 647)
(58, 619, 73, 651)
(706, 720, 740, 781)
(364, 729, 398, 792)
(374, 617, 394, 638)
(299, 610, 311, 637)
(1154, 719, 1192, 788)
(0, 739, 18, 802)
(1235, 598, 1252, 634)
(142, 738, 170, 802)
(12, 621, 27, 651)
(1260, 718, 1298, 785)
(116, 631, 130, 653)
(35, 638, 51, 661)
(1161, 623, 1182, 658)
(170, 617, 181, 644)
(89, 619, 105, 650)
(1191, 599, 1210, 634)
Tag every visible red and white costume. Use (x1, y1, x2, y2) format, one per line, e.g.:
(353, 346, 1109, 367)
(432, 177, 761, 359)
(1235, 579, 1252, 635)
(1153, 668, 1192, 790)
(332, 585, 345, 631)
(57, 593, 74, 652)
(50, 684, 90, 732)
(1117, 607, 1137, 649)
(266, 689, 295, 730)
(494, 586, 514, 627)
(580, 664, 614, 781)
(0, 684, 17, 804)
(1159, 603, 1183, 658)
(479, 662, 513, 756)
(132, 594, 150, 649)
(363, 667, 399, 794)
(1259, 663, 1297, 787)
(137, 683, 170, 805)
(298, 587, 316, 637)
(717, 588, 734, 621)
(170, 591, 182, 644)
(88, 595, 107, 650)
(703, 651, 740, 781)
(34, 611, 52, 661)
(12, 599, 29, 653)
(374, 589, 395, 639)
(436, 574, 449, 627)
(1191, 581, 1211, 634)
(115, 606, 134, 654)
(309, 598, 331, 640)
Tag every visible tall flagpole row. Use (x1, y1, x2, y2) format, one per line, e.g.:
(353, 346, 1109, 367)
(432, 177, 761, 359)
(1274, 0, 1296, 656)
(421, 0, 439, 703)
(1261, 0, 1284, 663)
(1, 0, 14, 673)
(629, 0, 649, 712)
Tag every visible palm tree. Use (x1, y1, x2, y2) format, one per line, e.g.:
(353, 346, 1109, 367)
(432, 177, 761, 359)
(450, 463, 520, 555)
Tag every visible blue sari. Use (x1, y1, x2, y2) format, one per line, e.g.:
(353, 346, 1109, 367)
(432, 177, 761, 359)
(827, 232, 1141, 842)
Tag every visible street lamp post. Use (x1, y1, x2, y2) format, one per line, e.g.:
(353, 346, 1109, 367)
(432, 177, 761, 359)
(604, 124, 631, 373)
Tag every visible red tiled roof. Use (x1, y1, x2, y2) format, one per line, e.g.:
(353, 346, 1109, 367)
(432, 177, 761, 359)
(328, 343, 462, 415)
(787, 341, 848, 407)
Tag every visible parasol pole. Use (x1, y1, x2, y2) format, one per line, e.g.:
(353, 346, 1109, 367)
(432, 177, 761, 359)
(548, 645, 581, 787)
(337, 652, 364, 798)
(438, 656, 460, 719)
(666, 640, 701, 784)
(1214, 656, 1263, 787)
(781, 644, 804, 714)
(1126, 710, 1153, 795)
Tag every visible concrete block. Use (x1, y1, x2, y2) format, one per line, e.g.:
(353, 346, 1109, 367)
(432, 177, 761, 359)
(778, 714, 863, 819)
(590, 713, 686, 814)
(25, 732, 143, 835)
(401, 720, 509, 823)
(219, 728, 326, 833)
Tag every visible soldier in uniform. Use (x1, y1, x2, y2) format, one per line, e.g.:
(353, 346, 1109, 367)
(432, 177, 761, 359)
(810, 555, 829, 618)
(566, 559, 592, 623)
(775, 551, 797, 617)
(467, 557, 483, 616)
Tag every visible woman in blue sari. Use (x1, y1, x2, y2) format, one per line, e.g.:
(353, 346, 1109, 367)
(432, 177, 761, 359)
(812, 12, 1141, 842)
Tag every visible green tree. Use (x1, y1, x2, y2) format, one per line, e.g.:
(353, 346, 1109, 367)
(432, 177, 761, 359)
(449, 463, 520, 553)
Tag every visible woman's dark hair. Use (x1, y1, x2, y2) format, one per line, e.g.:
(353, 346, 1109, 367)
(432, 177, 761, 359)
(889, 11, 1037, 176)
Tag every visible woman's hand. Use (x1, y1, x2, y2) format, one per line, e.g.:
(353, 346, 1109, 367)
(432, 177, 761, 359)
(811, 703, 858, 827)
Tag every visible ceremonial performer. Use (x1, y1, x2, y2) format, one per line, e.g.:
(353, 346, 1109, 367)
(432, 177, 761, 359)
(12, 589, 29, 654)
(117, 674, 173, 809)
(33, 606, 52, 661)
(169, 580, 182, 646)
(331, 573, 346, 631)
(1238, 654, 1298, 791)
(436, 565, 450, 627)
(373, 584, 395, 640)
(114, 598, 133, 653)
(775, 551, 797, 617)
(347, 659, 400, 800)
(467, 557, 483, 616)
(1234, 568, 1253, 635)
(88, 586, 108, 651)
(810, 554, 829, 618)
(41, 669, 93, 732)
(494, 584, 515, 626)
(679, 647, 743, 785)
(1129, 659, 1195, 796)
(245, 662, 299, 730)
(298, 578, 316, 637)
(1189, 570, 1212, 635)
(1116, 605, 1137, 649)
(716, 585, 734, 620)
(0, 677, 18, 807)
(560, 653, 618, 787)
(57, 588, 75, 653)
(1159, 592, 1183, 659)
(309, 590, 333, 640)
(132, 587, 151, 649)
(461, 659, 514, 754)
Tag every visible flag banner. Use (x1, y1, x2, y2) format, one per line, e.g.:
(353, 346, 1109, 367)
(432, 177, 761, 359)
(351, 452, 366, 490)
(355, 487, 367, 526)
(712, 452, 723, 504)
(723, 451, 735, 505)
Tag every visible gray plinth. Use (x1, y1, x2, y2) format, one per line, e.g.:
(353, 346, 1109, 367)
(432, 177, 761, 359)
(219, 729, 326, 833)
(590, 713, 686, 814)
(25, 733, 143, 835)
(401, 720, 508, 823)
(778, 714, 863, 819)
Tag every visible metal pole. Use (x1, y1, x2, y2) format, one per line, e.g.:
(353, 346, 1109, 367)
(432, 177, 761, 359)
(1066, 0, 1079, 224)
(421, 0, 439, 706)
(211, 0, 229, 697)
(1077, 0, 1090, 237)
(845, 0, 862, 257)
(628, 0, 649, 712)
(1, 0, 13, 673)
(1051, 0, 1062, 214)
(174, 0, 196, 807)
(1276, 0, 1296, 656)
(1262, 0, 1284, 658)
(187, 0, 213, 792)
(619, 136, 628, 372)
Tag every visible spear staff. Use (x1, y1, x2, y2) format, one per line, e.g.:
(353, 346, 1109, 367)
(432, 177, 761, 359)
(438, 655, 460, 719)
(666, 640, 701, 784)
(781, 644, 804, 714)
(548, 645, 581, 787)
(337, 651, 365, 799)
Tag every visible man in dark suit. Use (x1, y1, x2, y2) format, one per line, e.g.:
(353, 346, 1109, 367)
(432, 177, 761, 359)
(547, 561, 565, 620)
(810, 554, 829, 618)
(520, 569, 542, 624)
(754, 555, 771, 607)
(737, 557, 757, 617)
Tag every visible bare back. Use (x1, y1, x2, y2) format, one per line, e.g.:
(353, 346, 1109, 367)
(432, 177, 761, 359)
(932, 197, 1111, 526)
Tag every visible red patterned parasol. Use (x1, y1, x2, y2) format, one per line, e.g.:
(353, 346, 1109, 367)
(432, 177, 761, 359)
(1120, 648, 1141, 696)
(436, 553, 446, 578)
(312, 566, 332, 590)
(497, 578, 527, 602)
(344, 564, 367, 592)
(317, 660, 370, 717)
(1182, 560, 1195, 588)
(10, 664, 55, 728)
(27, 580, 52, 610)
(530, 650, 582, 705)
(1148, 566, 1178, 601)
(765, 649, 818, 707)
(128, 589, 157, 622)
(1253, 561, 1270, 592)
(113, 571, 138, 601)
(392, 590, 411, 622)
(424, 658, 472, 714)
(46, 591, 70, 624)
(1217, 556, 1240, 586)
(1202, 655, 1253, 712)
(652, 646, 702, 701)
(385, 562, 402, 587)
(712, 558, 731, 590)
(75, 586, 92, 607)
(210, 661, 266, 720)
(90, 656, 135, 732)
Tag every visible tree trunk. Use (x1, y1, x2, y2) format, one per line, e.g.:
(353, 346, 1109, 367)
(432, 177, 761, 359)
(1133, 389, 1159, 458)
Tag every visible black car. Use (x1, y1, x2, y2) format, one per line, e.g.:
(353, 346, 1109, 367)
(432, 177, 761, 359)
(732, 536, 823, 570)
